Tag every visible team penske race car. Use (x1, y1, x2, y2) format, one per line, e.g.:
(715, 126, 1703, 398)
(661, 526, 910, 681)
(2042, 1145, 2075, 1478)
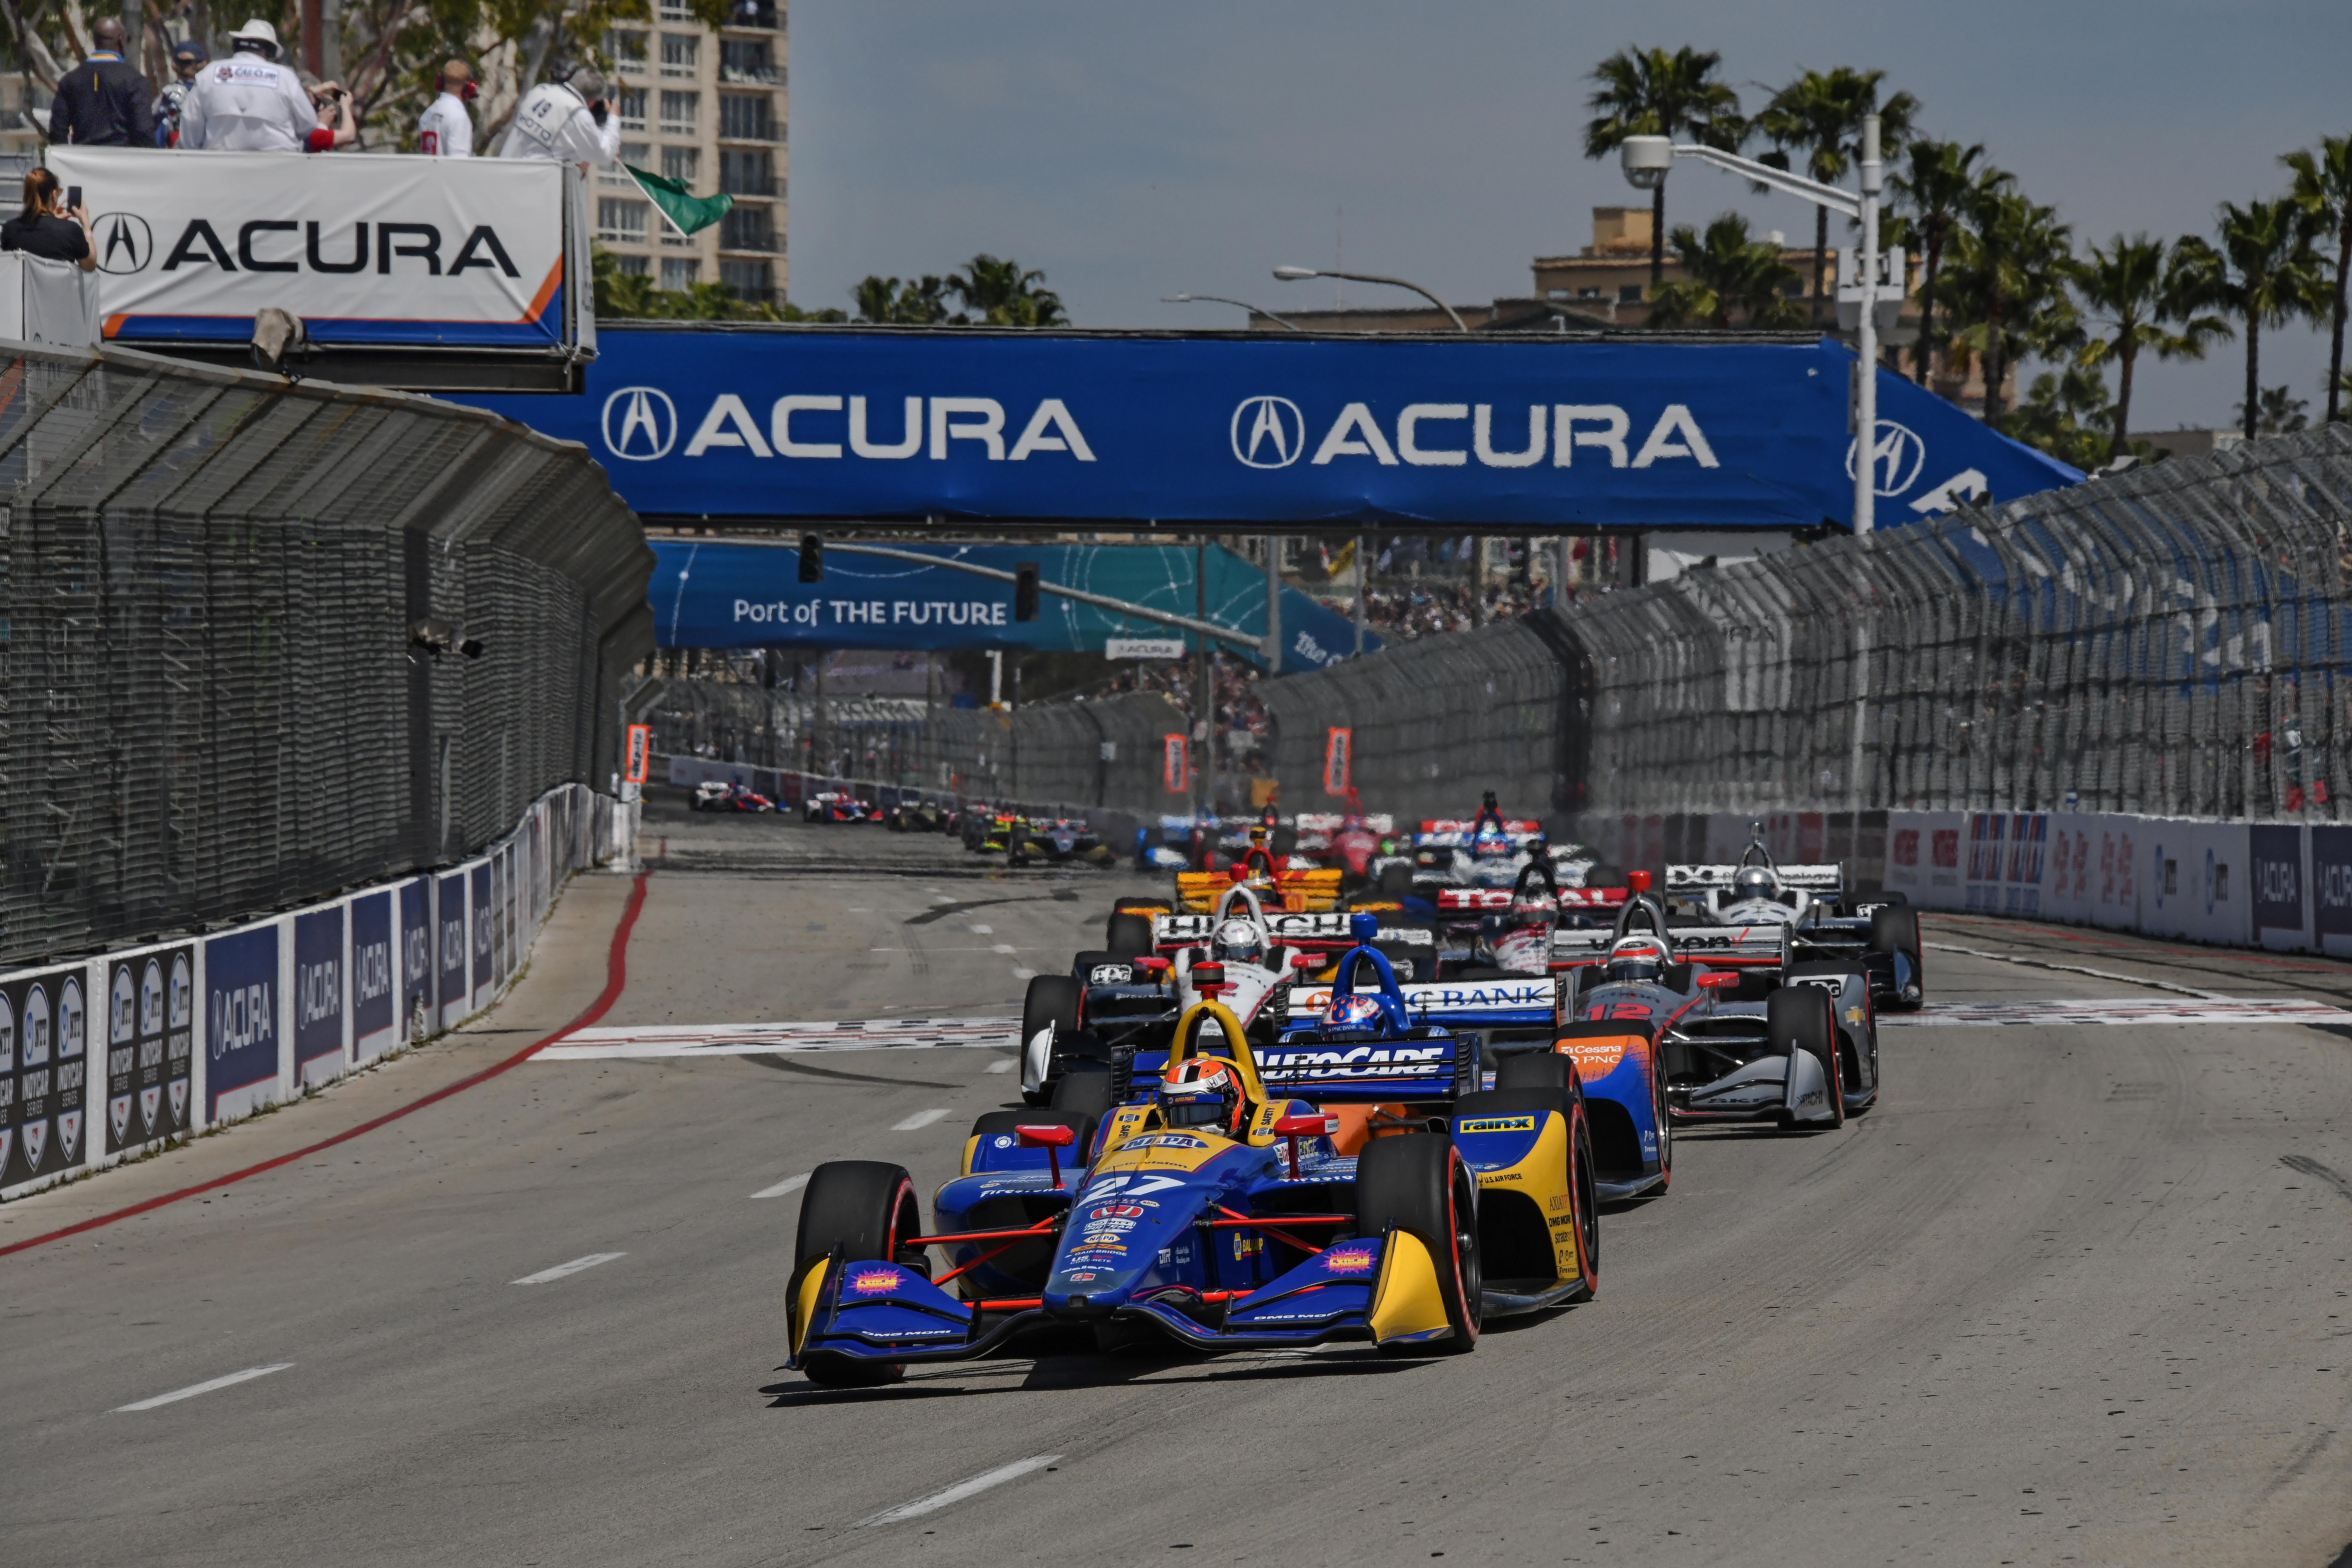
(689, 780, 777, 813)
(1551, 882, 1881, 1131)
(803, 789, 873, 824)
(785, 919, 1602, 1384)
(1663, 826, 1924, 1010)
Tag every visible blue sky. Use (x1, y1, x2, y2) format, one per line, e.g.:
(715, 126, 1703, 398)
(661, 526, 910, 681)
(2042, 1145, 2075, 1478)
(789, 1, 2352, 431)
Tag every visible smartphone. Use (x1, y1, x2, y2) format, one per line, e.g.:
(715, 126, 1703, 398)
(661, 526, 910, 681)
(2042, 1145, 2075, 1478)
(65, 185, 80, 210)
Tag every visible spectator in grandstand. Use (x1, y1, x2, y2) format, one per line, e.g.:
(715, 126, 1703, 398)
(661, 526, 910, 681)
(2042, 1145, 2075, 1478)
(153, 39, 206, 147)
(499, 64, 618, 172)
(418, 60, 476, 156)
(1, 169, 94, 270)
(47, 17, 155, 146)
(180, 21, 330, 152)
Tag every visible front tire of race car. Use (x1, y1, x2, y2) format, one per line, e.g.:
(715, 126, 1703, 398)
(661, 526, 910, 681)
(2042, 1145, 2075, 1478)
(1357, 1133, 1482, 1354)
(792, 1161, 925, 1387)
(1020, 975, 1082, 1106)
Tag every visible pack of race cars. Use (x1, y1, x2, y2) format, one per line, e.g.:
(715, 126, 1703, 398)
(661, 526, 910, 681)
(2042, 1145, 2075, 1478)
(786, 807, 1923, 1385)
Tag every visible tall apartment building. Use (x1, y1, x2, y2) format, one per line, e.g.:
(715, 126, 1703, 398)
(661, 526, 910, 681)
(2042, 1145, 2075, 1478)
(596, 0, 788, 305)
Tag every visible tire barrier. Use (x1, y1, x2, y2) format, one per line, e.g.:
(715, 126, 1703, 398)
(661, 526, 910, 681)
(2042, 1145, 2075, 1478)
(0, 783, 633, 1203)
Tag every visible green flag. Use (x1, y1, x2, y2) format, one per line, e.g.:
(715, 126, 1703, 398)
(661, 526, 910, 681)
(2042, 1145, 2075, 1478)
(622, 164, 733, 237)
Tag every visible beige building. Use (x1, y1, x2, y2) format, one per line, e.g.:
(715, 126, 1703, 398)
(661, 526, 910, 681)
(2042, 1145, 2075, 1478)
(595, 0, 788, 305)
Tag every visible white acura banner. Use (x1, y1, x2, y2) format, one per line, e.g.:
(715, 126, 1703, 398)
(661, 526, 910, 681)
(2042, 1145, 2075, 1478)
(47, 147, 572, 348)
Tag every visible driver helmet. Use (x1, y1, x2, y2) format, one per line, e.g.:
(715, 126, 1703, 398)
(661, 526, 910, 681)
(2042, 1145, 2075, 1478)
(1471, 824, 1514, 859)
(1158, 1057, 1246, 1136)
(1212, 917, 1263, 966)
(1732, 866, 1779, 903)
(1605, 934, 1667, 985)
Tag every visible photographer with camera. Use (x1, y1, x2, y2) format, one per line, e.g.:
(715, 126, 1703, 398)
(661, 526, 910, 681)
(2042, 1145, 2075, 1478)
(1, 169, 97, 272)
(306, 76, 358, 149)
(498, 63, 618, 173)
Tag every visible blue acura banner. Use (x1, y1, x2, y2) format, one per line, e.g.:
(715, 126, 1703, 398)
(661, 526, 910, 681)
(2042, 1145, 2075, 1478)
(460, 326, 2077, 529)
(650, 539, 1382, 672)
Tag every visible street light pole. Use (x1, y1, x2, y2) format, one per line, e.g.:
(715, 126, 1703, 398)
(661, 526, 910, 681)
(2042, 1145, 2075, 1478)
(1271, 265, 1469, 332)
(1619, 125, 1887, 535)
(1162, 293, 1305, 332)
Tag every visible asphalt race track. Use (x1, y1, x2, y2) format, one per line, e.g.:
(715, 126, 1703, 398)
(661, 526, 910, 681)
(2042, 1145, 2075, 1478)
(7, 788, 2350, 1566)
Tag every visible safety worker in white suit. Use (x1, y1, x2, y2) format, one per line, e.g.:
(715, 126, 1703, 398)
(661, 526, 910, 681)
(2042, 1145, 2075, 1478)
(498, 65, 619, 173)
(178, 19, 330, 153)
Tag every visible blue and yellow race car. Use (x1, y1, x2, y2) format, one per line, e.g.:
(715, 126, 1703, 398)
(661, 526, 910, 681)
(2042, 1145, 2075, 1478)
(786, 916, 1603, 1386)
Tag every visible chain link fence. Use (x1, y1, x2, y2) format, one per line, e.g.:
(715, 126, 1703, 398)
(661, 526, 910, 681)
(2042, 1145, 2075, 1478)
(3, 342, 652, 968)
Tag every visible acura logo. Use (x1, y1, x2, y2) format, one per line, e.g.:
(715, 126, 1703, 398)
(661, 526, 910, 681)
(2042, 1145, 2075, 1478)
(92, 212, 152, 274)
(1845, 419, 1926, 497)
(601, 386, 677, 461)
(1230, 395, 1305, 468)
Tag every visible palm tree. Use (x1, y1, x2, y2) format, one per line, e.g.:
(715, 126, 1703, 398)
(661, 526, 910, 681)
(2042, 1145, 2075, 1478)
(2180, 200, 2328, 440)
(2284, 136, 2352, 421)
(853, 274, 953, 324)
(949, 255, 1069, 326)
(1942, 189, 2079, 420)
(1754, 67, 1919, 326)
(1646, 213, 1805, 328)
(2011, 363, 2118, 472)
(2071, 236, 2230, 463)
(1582, 47, 1746, 294)
(1890, 139, 2006, 384)
(2235, 384, 2311, 435)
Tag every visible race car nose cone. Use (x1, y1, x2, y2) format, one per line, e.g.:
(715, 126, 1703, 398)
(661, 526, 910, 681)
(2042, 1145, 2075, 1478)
(1044, 1284, 1128, 1318)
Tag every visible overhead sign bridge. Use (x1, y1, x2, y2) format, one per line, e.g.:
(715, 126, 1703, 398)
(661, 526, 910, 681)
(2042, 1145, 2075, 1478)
(463, 323, 2079, 529)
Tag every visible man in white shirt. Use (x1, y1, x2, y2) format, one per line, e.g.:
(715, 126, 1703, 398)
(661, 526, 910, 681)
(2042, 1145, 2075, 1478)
(498, 66, 619, 172)
(417, 59, 475, 156)
(178, 19, 327, 152)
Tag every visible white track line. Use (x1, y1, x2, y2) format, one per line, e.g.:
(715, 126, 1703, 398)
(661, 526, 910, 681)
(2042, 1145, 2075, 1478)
(750, 1172, 810, 1200)
(856, 1454, 1063, 1527)
(892, 1108, 950, 1132)
(1887, 997, 2349, 1028)
(512, 1252, 625, 1285)
(114, 1364, 292, 1412)
(1923, 940, 2230, 999)
(536, 1018, 1018, 1062)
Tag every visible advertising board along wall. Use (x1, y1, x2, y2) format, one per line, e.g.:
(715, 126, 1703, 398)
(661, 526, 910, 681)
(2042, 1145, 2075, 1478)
(0, 783, 631, 1205)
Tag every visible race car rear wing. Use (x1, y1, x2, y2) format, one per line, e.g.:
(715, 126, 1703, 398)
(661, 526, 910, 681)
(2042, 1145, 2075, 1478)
(1294, 811, 1395, 834)
(1666, 862, 1844, 894)
(1436, 886, 1630, 914)
(1251, 1032, 1469, 1102)
(1152, 911, 1433, 950)
(1549, 924, 1791, 969)
(1285, 975, 1558, 1026)
(1415, 817, 1543, 848)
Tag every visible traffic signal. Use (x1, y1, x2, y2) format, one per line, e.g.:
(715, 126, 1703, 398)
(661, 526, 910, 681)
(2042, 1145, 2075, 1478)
(798, 534, 823, 582)
(1014, 561, 1040, 622)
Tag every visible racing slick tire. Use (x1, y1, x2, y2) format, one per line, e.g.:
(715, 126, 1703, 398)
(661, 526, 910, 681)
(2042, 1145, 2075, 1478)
(1355, 1133, 1483, 1354)
(1020, 975, 1083, 1106)
(1047, 1061, 1117, 1132)
(1104, 912, 1155, 961)
(1869, 905, 1925, 1009)
(1581, 863, 1629, 890)
(792, 1161, 926, 1387)
(1767, 986, 1845, 1132)
(1376, 862, 1415, 902)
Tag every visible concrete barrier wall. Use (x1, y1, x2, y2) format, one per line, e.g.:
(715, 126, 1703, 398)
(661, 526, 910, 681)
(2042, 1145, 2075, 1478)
(0, 784, 634, 1204)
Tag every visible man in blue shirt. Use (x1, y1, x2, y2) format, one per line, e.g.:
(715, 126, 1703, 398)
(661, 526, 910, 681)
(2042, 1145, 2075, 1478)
(49, 18, 156, 146)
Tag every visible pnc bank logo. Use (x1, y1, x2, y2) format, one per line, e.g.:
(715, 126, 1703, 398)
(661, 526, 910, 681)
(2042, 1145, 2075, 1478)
(92, 213, 152, 274)
(1846, 419, 1926, 497)
(1231, 395, 1305, 468)
(603, 386, 678, 461)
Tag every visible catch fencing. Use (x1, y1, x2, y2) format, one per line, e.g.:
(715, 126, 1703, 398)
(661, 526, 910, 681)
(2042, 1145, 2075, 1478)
(1, 340, 653, 969)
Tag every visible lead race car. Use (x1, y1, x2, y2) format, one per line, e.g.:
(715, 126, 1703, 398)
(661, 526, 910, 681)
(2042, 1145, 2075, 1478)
(1663, 825, 1925, 1011)
(786, 915, 1602, 1385)
(1550, 876, 1881, 1130)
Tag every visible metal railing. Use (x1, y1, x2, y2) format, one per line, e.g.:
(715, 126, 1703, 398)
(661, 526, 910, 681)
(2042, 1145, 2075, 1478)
(640, 427, 2352, 835)
(2, 341, 652, 967)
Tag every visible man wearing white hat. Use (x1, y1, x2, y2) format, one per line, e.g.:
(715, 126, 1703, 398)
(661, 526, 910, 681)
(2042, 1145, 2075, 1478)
(498, 64, 619, 173)
(179, 19, 328, 152)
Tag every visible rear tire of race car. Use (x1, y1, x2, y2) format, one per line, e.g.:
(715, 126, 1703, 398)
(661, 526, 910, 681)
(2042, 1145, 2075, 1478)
(1581, 863, 1628, 890)
(1104, 912, 1155, 961)
(1767, 986, 1845, 1132)
(1020, 975, 1082, 1106)
(1377, 862, 1415, 902)
(793, 1161, 925, 1388)
(1870, 905, 1925, 1010)
(1356, 1133, 1482, 1355)
(1495, 1046, 1586, 1108)
(1048, 1061, 1117, 1134)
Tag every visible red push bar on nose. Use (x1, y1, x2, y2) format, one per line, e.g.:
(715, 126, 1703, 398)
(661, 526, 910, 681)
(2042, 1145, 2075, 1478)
(1017, 1123, 1075, 1187)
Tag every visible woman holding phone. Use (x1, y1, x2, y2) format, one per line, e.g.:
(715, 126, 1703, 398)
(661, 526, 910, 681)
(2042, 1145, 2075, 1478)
(1, 169, 97, 271)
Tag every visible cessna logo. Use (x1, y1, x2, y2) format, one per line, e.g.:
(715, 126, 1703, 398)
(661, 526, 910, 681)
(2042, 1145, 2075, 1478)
(1231, 396, 1306, 468)
(91, 213, 151, 274)
(604, 387, 678, 461)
